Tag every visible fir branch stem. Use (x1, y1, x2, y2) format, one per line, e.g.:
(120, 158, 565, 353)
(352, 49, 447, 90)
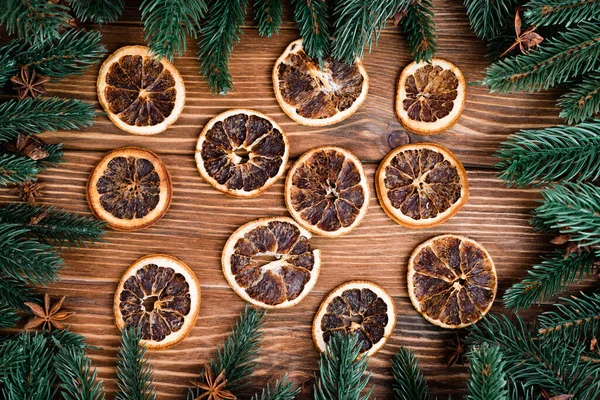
(524, 0, 600, 27)
(538, 292, 600, 343)
(559, 72, 600, 124)
(0, 153, 39, 186)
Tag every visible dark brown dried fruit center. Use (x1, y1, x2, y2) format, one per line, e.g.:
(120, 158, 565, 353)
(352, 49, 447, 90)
(104, 55, 176, 126)
(201, 114, 286, 192)
(119, 263, 192, 341)
(277, 49, 364, 119)
(320, 288, 389, 353)
(231, 220, 315, 306)
(412, 236, 496, 326)
(384, 148, 462, 220)
(403, 64, 459, 122)
(96, 156, 161, 220)
(290, 150, 365, 232)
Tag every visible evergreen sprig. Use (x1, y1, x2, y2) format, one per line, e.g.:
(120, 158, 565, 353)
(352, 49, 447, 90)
(314, 333, 373, 400)
(466, 344, 509, 400)
(503, 250, 596, 311)
(292, 0, 330, 61)
(68, 0, 124, 24)
(250, 375, 300, 400)
(197, 0, 248, 95)
(483, 21, 600, 93)
(463, 0, 518, 41)
(0, 304, 19, 329)
(255, 0, 283, 38)
(558, 72, 600, 124)
(0, 153, 39, 186)
(140, 0, 206, 61)
(55, 347, 105, 400)
(0, 277, 38, 312)
(0, 0, 71, 45)
(524, 0, 600, 27)
(115, 327, 156, 400)
(399, 0, 437, 63)
(538, 292, 600, 343)
(0, 338, 25, 380)
(391, 347, 431, 400)
(495, 120, 600, 187)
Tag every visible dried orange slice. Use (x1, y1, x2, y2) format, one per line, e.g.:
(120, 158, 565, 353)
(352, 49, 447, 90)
(395, 58, 466, 135)
(376, 143, 468, 228)
(195, 109, 289, 198)
(408, 235, 497, 329)
(114, 254, 201, 349)
(313, 281, 396, 357)
(97, 45, 185, 135)
(273, 39, 369, 126)
(222, 217, 320, 309)
(87, 147, 172, 231)
(285, 147, 369, 237)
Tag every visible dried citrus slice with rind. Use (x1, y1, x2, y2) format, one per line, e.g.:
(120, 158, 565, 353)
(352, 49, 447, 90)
(87, 147, 172, 231)
(313, 281, 396, 357)
(285, 146, 369, 237)
(273, 39, 369, 126)
(195, 109, 289, 198)
(222, 217, 321, 309)
(376, 143, 468, 228)
(97, 45, 185, 135)
(114, 254, 201, 349)
(395, 58, 466, 135)
(408, 235, 497, 329)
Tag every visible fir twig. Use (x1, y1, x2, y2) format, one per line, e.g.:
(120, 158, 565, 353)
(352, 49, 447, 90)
(197, 0, 247, 94)
(251, 375, 300, 400)
(68, 0, 124, 24)
(140, 0, 206, 61)
(0, 153, 39, 186)
(495, 120, 600, 187)
(55, 347, 105, 400)
(559, 72, 600, 124)
(503, 250, 596, 311)
(292, 0, 330, 61)
(0, 276, 39, 311)
(538, 292, 600, 343)
(0, 304, 19, 329)
(115, 327, 156, 400)
(0, 338, 26, 380)
(524, 0, 600, 27)
(463, 0, 518, 41)
(0, 203, 105, 248)
(483, 22, 600, 93)
(466, 344, 509, 400)
(0, 0, 71, 45)
(314, 333, 373, 400)
(399, 0, 437, 63)
(255, 0, 283, 38)
(0, 41, 19, 86)
(391, 347, 431, 400)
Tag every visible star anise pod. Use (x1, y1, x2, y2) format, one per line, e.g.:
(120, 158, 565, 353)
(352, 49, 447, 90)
(11, 181, 43, 204)
(5, 134, 50, 161)
(192, 366, 236, 400)
(446, 333, 466, 367)
(24, 293, 74, 331)
(10, 66, 50, 99)
(500, 10, 544, 58)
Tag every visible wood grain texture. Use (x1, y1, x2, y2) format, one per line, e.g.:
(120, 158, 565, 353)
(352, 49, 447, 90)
(1, 1, 596, 398)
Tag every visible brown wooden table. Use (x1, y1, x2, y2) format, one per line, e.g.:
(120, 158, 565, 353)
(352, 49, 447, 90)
(1, 1, 596, 398)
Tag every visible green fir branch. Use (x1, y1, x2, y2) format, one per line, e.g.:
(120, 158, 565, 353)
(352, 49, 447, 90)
(399, 0, 437, 63)
(391, 347, 431, 400)
(332, 0, 408, 63)
(55, 347, 105, 400)
(503, 250, 596, 311)
(0, 304, 19, 329)
(140, 0, 206, 61)
(314, 332, 373, 400)
(495, 120, 600, 187)
(0, 203, 105, 248)
(0, 276, 39, 311)
(251, 375, 300, 400)
(0, 153, 39, 186)
(466, 344, 509, 400)
(463, 0, 518, 40)
(255, 0, 283, 38)
(538, 292, 600, 343)
(533, 182, 600, 246)
(559, 72, 600, 124)
(483, 22, 600, 93)
(524, 0, 600, 27)
(197, 0, 248, 95)
(115, 327, 156, 400)
(0, 97, 96, 143)
(292, 0, 330, 61)
(0, 41, 19, 86)
(0, 0, 71, 45)
(0, 339, 26, 381)
(68, 0, 124, 24)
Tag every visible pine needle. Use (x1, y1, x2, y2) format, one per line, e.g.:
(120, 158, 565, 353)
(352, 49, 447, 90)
(255, 0, 283, 38)
(538, 292, 600, 344)
(55, 347, 105, 400)
(0, 304, 19, 329)
(251, 375, 300, 400)
(463, 0, 518, 40)
(68, 0, 125, 24)
(115, 327, 156, 400)
(466, 344, 509, 400)
(399, 0, 437, 63)
(0, 0, 71, 45)
(524, 0, 600, 27)
(292, 0, 330, 61)
(0, 153, 39, 186)
(559, 72, 600, 124)
(391, 347, 431, 400)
